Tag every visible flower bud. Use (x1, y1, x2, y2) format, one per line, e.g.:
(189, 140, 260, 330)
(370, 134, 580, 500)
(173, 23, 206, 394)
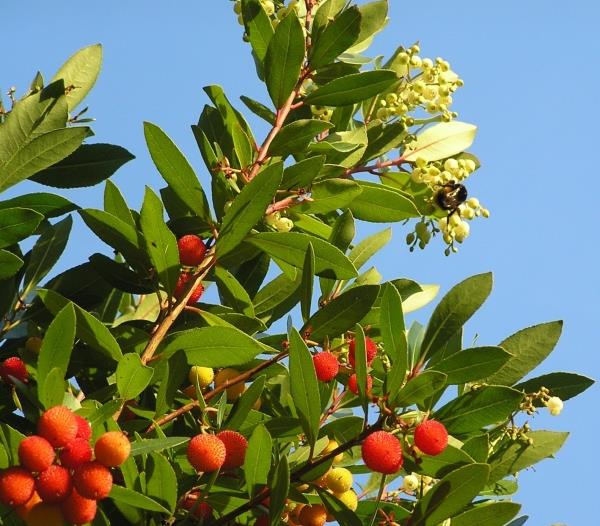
(546, 396, 563, 416)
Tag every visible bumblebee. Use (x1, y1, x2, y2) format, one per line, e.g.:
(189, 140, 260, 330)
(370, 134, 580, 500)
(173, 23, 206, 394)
(434, 181, 467, 217)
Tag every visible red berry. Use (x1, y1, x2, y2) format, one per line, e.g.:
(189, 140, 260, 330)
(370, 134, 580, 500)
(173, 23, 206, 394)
(178, 235, 207, 266)
(361, 431, 403, 474)
(59, 438, 93, 469)
(73, 462, 113, 500)
(312, 352, 339, 382)
(94, 431, 131, 467)
(0, 356, 28, 384)
(18, 435, 55, 472)
(181, 493, 212, 520)
(174, 272, 205, 305)
(414, 420, 449, 456)
(36, 465, 72, 504)
(74, 414, 92, 441)
(216, 430, 248, 470)
(0, 467, 35, 506)
(348, 337, 378, 368)
(348, 373, 373, 395)
(37, 406, 78, 448)
(187, 434, 226, 472)
(61, 488, 97, 525)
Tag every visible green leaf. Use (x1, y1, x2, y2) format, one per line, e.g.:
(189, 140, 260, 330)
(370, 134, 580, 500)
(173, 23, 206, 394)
(214, 266, 255, 316)
(244, 425, 272, 497)
(411, 463, 490, 526)
(50, 44, 102, 110)
(487, 430, 569, 482)
(88, 253, 154, 294)
(310, 6, 362, 69)
(139, 187, 180, 297)
(109, 484, 170, 514)
(420, 273, 493, 361)
(312, 0, 347, 39)
(350, 1, 389, 51)
(104, 180, 135, 228)
(362, 121, 407, 163)
(30, 143, 135, 188)
(434, 347, 512, 384)
(392, 371, 447, 407)
(0, 208, 43, 248)
(160, 326, 271, 365)
(0, 127, 88, 193)
(348, 227, 391, 271)
(462, 434, 489, 463)
(349, 181, 419, 222)
(451, 502, 521, 526)
(305, 70, 398, 107)
(407, 444, 476, 479)
(0, 193, 77, 219)
(353, 325, 369, 409)
(402, 122, 477, 163)
(225, 375, 266, 430)
(40, 367, 66, 410)
(116, 353, 154, 400)
(434, 386, 523, 436)
(240, 95, 276, 125)
(301, 243, 315, 323)
(281, 156, 325, 189)
(129, 437, 190, 457)
(380, 282, 407, 368)
(317, 488, 363, 526)
(289, 328, 321, 449)
(143, 122, 211, 220)
(145, 452, 177, 513)
(297, 179, 362, 215)
(217, 162, 283, 258)
(241, 0, 274, 64)
(0, 250, 23, 280)
(514, 372, 594, 403)
(269, 119, 333, 157)
(254, 271, 301, 325)
(329, 209, 355, 253)
(486, 321, 563, 386)
(264, 12, 305, 107)
(155, 351, 188, 418)
(269, 456, 290, 526)
(0, 424, 26, 464)
(303, 284, 380, 342)
(247, 232, 357, 279)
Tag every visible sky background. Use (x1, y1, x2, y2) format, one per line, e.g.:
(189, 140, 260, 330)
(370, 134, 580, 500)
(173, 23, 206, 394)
(2, 1, 599, 524)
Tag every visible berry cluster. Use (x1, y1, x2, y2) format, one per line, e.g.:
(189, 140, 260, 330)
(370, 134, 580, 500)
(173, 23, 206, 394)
(175, 234, 208, 304)
(0, 406, 131, 525)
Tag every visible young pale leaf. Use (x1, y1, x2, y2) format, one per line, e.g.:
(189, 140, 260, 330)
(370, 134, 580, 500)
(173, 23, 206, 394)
(451, 502, 521, 526)
(349, 181, 419, 222)
(109, 484, 170, 514)
(264, 12, 305, 107)
(289, 328, 321, 449)
(217, 162, 283, 258)
(514, 372, 594, 403)
(420, 273, 493, 361)
(30, 143, 134, 188)
(402, 284, 440, 314)
(247, 232, 357, 279)
(301, 243, 315, 323)
(486, 321, 563, 386)
(241, 0, 274, 65)
(140, 187, 180, 298)
(402, 122, 477, 163)
(116, 353, 154, 400)
(0, 208, 43, 248)
(244, 425, 272, 497)
(0, 251, 23, 280)
(215, 266, 255, 316)
(380, 282, 407, 369)
(269, 120, 333, 157)
(269, 456, 290, 526)
(391, 371, 447, 408)
(305, 70, 398, 107)
(143, 122, 211, 220)
(145, 452, 178, 513)
(349, 227, 391, 271)
(434, 346, 512, 384)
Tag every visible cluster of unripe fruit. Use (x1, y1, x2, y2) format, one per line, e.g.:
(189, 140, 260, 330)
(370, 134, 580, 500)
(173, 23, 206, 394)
(175, 234, 208, 305)
(0, 405, 130, 525)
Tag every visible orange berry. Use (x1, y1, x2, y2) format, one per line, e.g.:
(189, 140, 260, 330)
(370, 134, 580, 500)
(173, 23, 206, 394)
(94, 431, 131, 467)
(15, 491, 42, 519)
(214, 368, 245, 400)
(61, 489, 97, 525)
(37, 406, 78, 448)
(24, 502, 65, 526)
(59, 438, 93, 469)
(74, 415, 92, 441)
(216, 430, 248, 470)
(73, 462, 113, 500)
(361, 431, 403, 474)
(298, 504, 327, 526)
(35, 465, 73, 504)
(0, 467, 35, 506)
(187, 434, 226, 472)
(18, 435, 55, 472)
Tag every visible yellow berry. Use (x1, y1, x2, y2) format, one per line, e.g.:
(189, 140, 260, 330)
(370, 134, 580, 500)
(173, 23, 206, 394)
(325, 467, 353, 493)
(214, 368, 245, 401)
(334, 489, 358, 511)
(321, 439, 343, 464)
(188, 366, 214, 388)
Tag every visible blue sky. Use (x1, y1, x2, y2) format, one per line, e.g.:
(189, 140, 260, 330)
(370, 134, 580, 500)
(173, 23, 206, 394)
(3, 1, 599, 524)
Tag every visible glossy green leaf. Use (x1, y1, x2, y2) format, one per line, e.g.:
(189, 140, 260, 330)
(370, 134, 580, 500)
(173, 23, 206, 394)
(349, 181, 419, 222)
(289, 328, 321, 448)
(217, 162, 283, 258)
(297, 179, 362, 215)
(353, 325, 369, 408)
(39, 367, 65, 410)
(88, 254, 154, 294)
(247, 232, 357, 279)
(104, 180, 135, 227)
(145, 452, 177, 512)
(435, 386, 523, 436)
(109, 484, 170, 514)
(0, 250, 23, 280)
(380, 282, 407, 373)
(140, 187, 180, 297)
(303, 284, 380, 342)
(317, 488, 363, 526)
(225, 375, 266, 430)
(281, 156, 325, 190)
(244, 425, 272, 497)
(402, 122, 477, 163)
(350, 1, 389, 51)
(270, 119, 333, 157)
(0, 193, 76, 219)
(420, 273, 493, 361)
(264, 12, 305, 107)
(116, 353, 154, 400)
(462, 434, 489, 463)
(305, 70, 398, 106)
(392, 370, 447, 407)
(407, 444, 475, 479)
(254, 271, 302, 325)
(312, 0, 347, 39)
(155, 351, 188, 418)
(240, 95, 276, 125)
(241, 0, 274, 64)
(486, 321, 563, 386)
(300, 243, 315, 323)
(348, 227, 391, 271)
(451, 502, 521, 526)
(144, 122, 211, 220)
(129, 437, 190, 457)
(0, 208, 43, 248)
(269, 456, 290, 526)
(362, 121, 407, 162)
(30, 143, 134, 188)
(434, 347, 512, 384)
(214, 266, 255, 316)
(329, 209, 355, 253)
(310, 6, 361, 69)
(514, 372, 594, 403)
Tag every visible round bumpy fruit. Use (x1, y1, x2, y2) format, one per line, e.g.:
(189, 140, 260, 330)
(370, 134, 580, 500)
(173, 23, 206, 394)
(60, 438, 93, 469)
(312, 352, 339, 382)
(174, 272, 205, 304)
(348, 337, 378, 368)
(334, 489, 358, 511)
(61, 489, 97, 525)
(325, 467, 353, 493)
(321, 439, 344, 463)
(15, 491, 42, 520)
(348, 373, 373, 395)
(177, 235, 207, 266)
(188, 365, 214, 388)
(0, 467, 35, 506)
(181, 493, 213, 520)
(94, 431, 131, 467)
(35, 465, 72, 504)
(24, 502, 65, 526)
(37, 406, 78, 448)
(73, 462, 113, 500)
(414, 420, 448, 456)
(18, 435, 55, 473)
(216, 430, 248, 470)
(0, 356, 28, 384)
(214, 368, 245, 400)
(361, 431, 403, 474)
(298, 504, 327, 526)
(74, 415, 92, 441)
(187, 434, 226, 472)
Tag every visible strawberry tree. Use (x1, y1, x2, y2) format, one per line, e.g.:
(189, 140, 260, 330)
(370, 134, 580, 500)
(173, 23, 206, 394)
(0, 1, 593, 525)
